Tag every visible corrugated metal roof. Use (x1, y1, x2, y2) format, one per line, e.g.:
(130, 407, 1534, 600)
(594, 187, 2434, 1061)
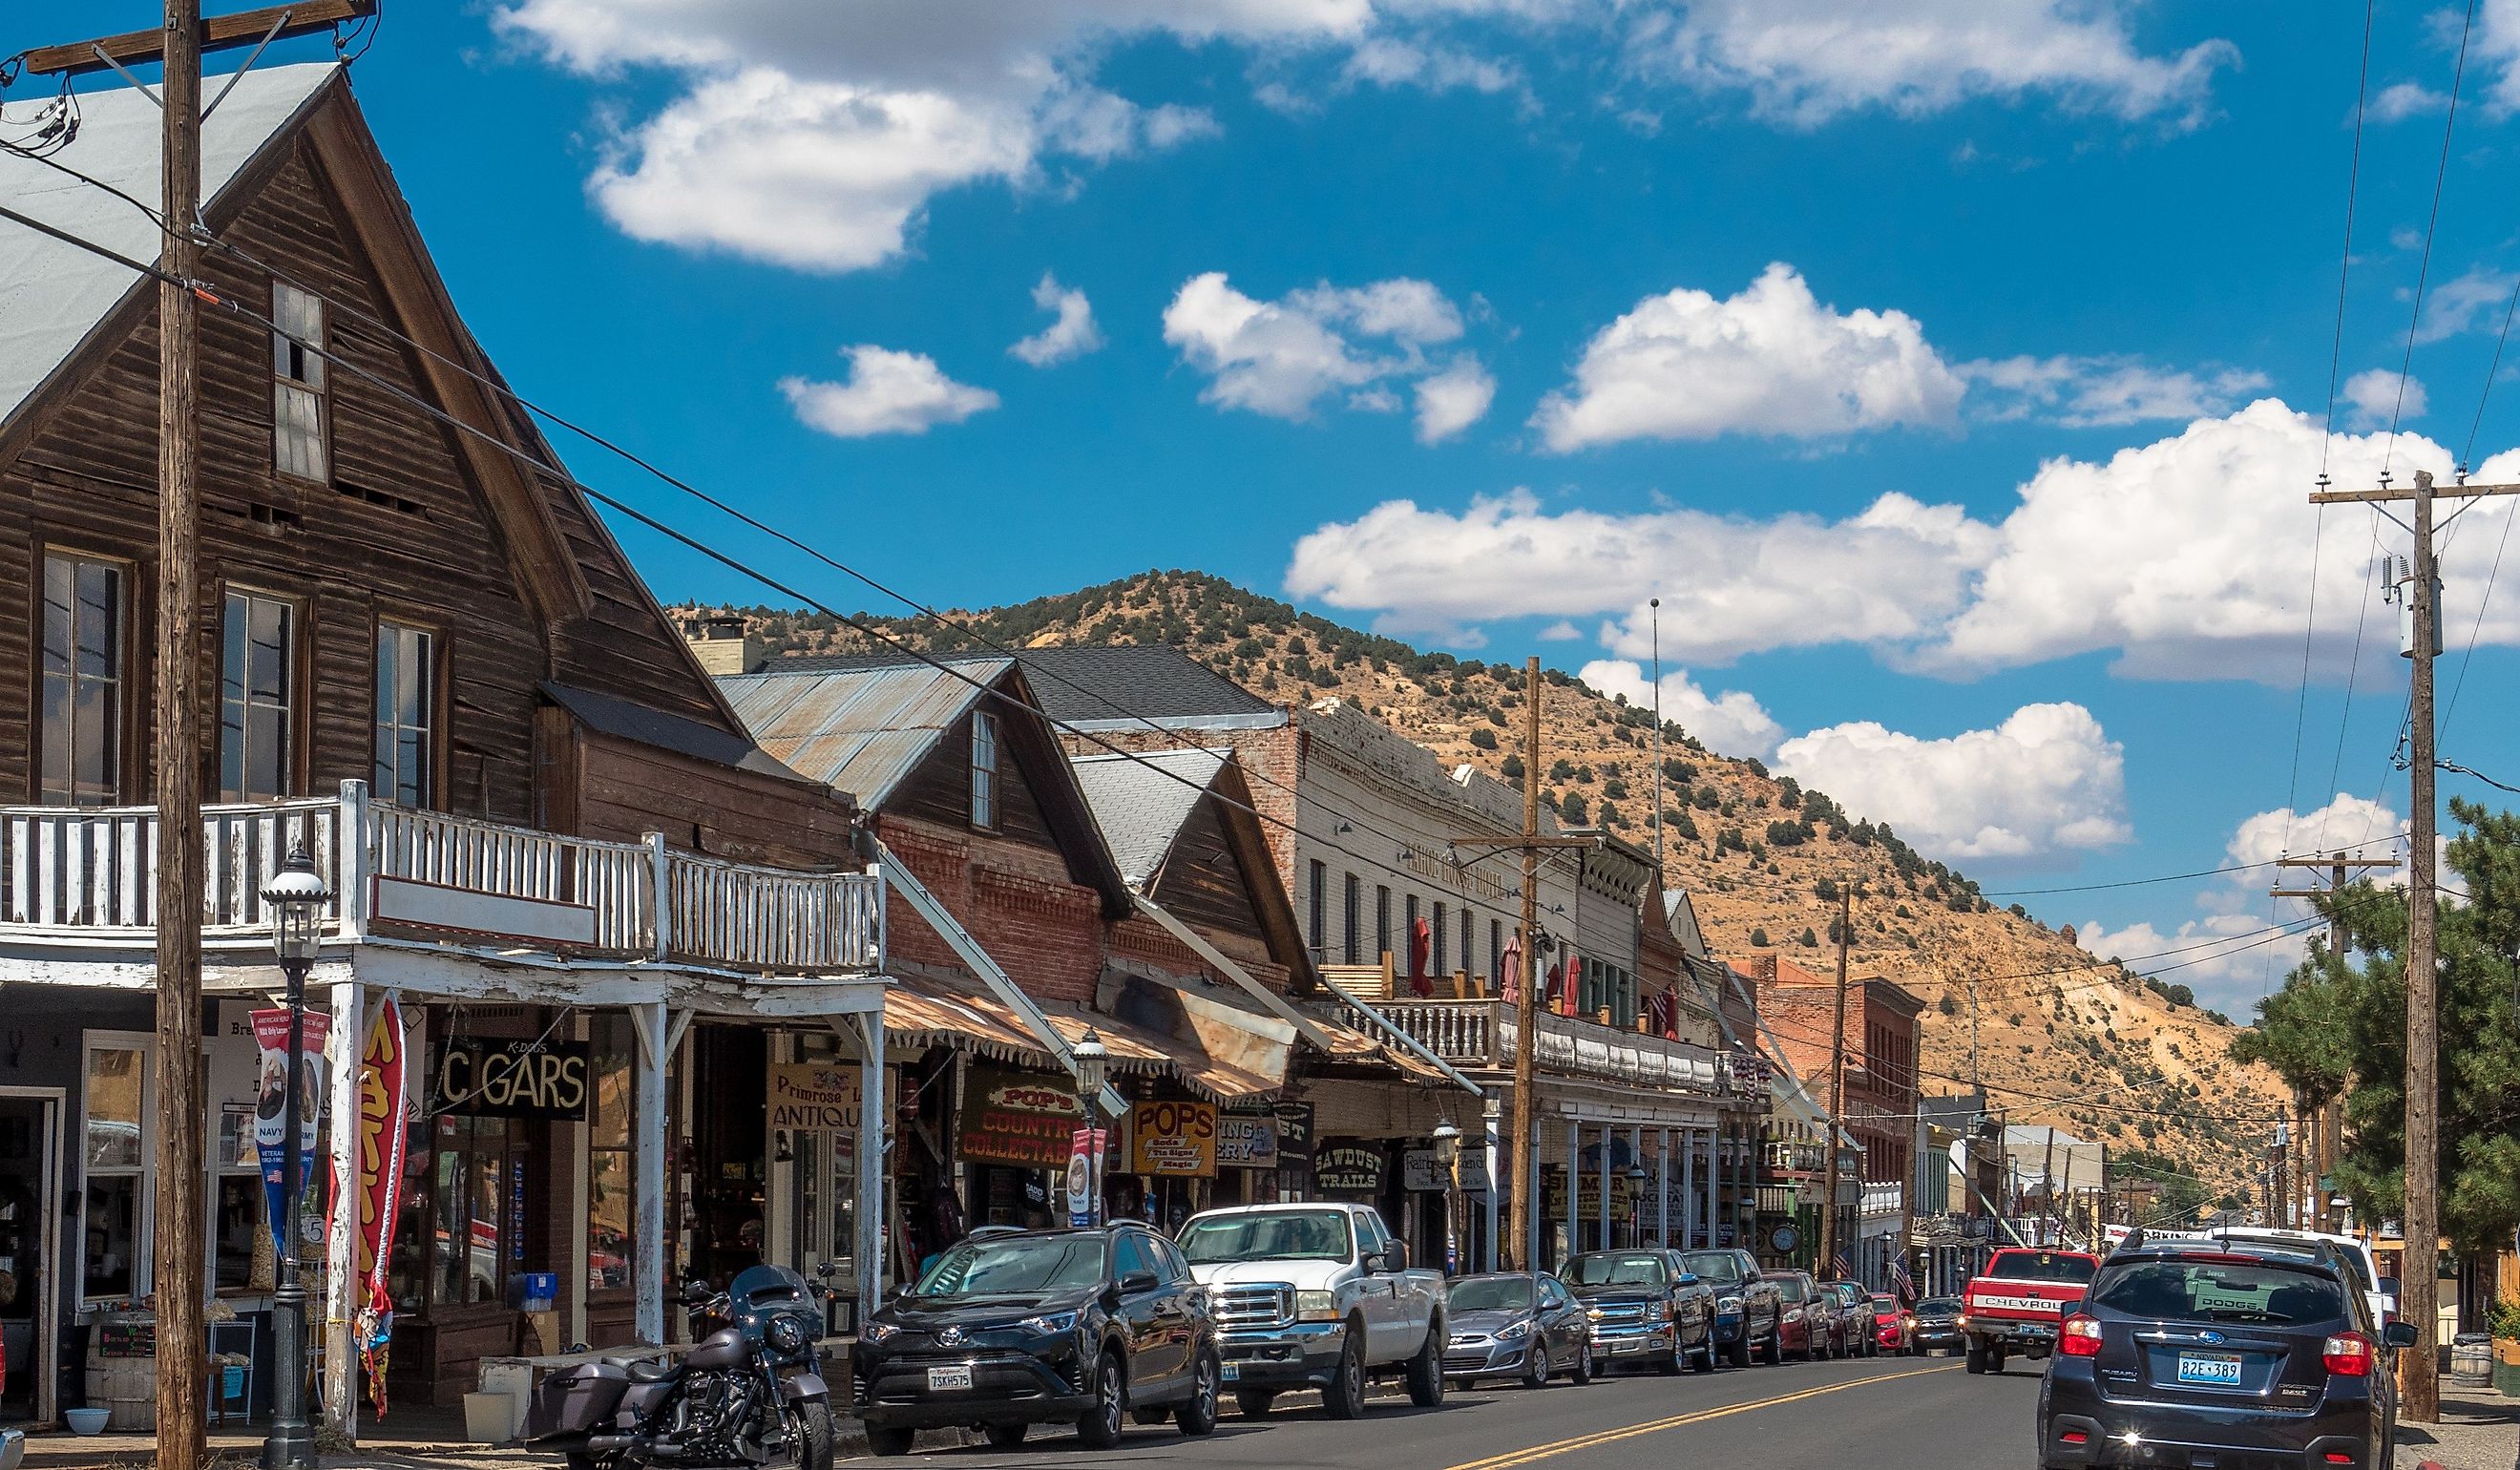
(716, 658, 1009, 808)
(1069, 747, 1226, 887)
(0, 63, 340, 432)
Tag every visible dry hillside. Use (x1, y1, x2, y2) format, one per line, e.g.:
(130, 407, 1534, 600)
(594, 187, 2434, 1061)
(691, 570, 2283, 1201)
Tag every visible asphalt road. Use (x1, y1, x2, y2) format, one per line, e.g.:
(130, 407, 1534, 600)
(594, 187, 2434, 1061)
(852, 1351, 2048, 1469)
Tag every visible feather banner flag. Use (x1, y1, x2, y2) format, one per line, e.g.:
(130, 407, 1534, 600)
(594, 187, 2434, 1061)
(353, 993, 409, 1418)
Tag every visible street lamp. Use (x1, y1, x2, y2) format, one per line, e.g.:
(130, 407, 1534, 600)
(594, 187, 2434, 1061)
(1625, 1164, 1648, 1248)
(261, 845, 330, 1470)
(1432, 1120, 1461, 1276)
(1074, 1031, 1110, 1228)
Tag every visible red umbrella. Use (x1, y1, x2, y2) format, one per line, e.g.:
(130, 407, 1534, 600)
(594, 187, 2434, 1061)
(1557, 944, 1580, 1016)
(1408, 915, 1434, 997)
(1499, 933, 1522, 1003)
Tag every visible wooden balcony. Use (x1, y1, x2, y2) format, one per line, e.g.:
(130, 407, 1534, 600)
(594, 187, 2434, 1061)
(1331, 994, 1732, 1098)
(0, 779, 882, 976)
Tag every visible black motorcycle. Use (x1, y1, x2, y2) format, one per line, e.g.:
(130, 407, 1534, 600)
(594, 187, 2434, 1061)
(522, 1264, 838, 1469)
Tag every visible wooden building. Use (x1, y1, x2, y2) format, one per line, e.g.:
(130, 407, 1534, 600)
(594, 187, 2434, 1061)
(0, 64, 886, 1428)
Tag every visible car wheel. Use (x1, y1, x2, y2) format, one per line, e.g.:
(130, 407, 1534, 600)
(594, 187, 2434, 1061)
(1406, 1318, 1447, 1408)
(1322, 1330, 1369, 1419)
(1572, 1341, 1595, 1386)
(1727, 1330, 1752, 1370)
(1988, 1347, 2007, 1375)
(792, 1399, 837, 1470)
(1762, 1327, 1783, 1366)
(983, 1424, 1027, 1450)
(863, 1425, 916, 1459)
(1077, 1353, 1127, 1450)
(1235, 1388, 1278, 1419)
(1694, 1335, 1718, 1374)
(1177, 1352, 1220, 1436)
(1965, 1338, 1987, 1375)
(1523, 1343, 1551, 1390)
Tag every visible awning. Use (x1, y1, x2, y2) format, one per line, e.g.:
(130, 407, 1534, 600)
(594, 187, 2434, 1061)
(882, 970, 1278, 1103)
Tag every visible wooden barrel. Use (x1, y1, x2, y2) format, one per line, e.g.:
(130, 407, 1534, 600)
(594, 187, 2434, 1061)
(83, 1312, 157, 1432)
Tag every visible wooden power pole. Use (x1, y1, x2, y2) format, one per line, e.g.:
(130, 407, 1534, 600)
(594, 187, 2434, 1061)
(2306, 467, 2520, 1421)
(155, 4, 210, 1462)
(2271, 850, 2397, 1238)
(1817, 886, 1852, 1276)
(1453, 657, 1592, 1272)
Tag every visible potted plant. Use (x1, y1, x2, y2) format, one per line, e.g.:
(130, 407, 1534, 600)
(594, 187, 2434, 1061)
(2490, 1298, 2520, 1396)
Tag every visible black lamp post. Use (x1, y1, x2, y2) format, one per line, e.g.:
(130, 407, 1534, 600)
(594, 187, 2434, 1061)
(1073, 1031, 1110, 1228)
(261, 845, 329, 1470)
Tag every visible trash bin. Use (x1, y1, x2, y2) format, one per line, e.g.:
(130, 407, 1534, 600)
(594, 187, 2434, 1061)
(83, 1310, 156, 1432)
(2449, 1334, 2491, 1385)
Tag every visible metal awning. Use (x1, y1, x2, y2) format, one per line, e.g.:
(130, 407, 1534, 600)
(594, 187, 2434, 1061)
(883, 970, 1278, 1103)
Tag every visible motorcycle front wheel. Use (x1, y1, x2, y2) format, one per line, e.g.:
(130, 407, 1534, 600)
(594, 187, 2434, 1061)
(789, 1398, 837, 1470)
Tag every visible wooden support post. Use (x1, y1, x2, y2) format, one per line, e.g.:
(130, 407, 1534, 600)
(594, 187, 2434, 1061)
(2403, 471, 2442, 1422)
(322, 979, 363, 1439)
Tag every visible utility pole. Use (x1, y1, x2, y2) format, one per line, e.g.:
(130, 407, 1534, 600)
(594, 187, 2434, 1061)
(156, 5, 209, 1463)
(1649, 598, 1665, 873)
(1452, 658, 1593, 1272)
(1817, 886, 1853, 1276)
(2304, 468, 2520, 1422)
(2270, 850, 2396, 1237)
(13, 11, 378, 1465)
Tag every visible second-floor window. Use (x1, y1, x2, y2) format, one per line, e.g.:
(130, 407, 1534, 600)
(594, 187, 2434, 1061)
(271, 283, 327, 482)
(1342, 872, 1360, 964)
(39, 553, 123, 806)
(220, 589, 295, 802)
(1307, 859, 1326, 956)
(1432, 901, 1447, 974)
(969, 709, 998, 829)
(374, 621, 435, 807)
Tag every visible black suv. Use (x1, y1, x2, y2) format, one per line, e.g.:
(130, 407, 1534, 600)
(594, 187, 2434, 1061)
(2039, 1238, 2418, 1470)
(852, 1224, 1220, 1456)
(1680, 1249, 1782, 1368)
(1561, 1250, 1717, 1374)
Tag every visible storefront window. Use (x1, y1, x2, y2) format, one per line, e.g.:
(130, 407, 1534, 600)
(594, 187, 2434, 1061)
(430, 1115, 527, 1308)
(81, 1041, 148, 1300)
(212, 1102, 263, 1290)
(588, 1017, 635, 1292)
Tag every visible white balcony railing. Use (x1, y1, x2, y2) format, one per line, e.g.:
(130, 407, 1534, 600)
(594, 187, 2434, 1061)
(0, 780, 881, 974)
(1339, 997, 1730, 1097)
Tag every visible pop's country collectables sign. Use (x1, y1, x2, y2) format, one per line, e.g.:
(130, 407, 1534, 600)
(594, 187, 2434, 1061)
(958, 1063, 1083, 1168)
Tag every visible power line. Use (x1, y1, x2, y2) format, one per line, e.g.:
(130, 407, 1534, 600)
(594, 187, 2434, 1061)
(2381, 0, 2480, 475)
(2316, 0, 2378, 480)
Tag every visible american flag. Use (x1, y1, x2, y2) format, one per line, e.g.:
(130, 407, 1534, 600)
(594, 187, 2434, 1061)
(1891, 1260, 1918, 1303)
(1831, 1251, 1854, 1280)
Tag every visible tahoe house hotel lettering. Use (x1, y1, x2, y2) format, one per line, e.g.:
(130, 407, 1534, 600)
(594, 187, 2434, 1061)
(950, 644, 1754, 1273)
(0, 66, 890, 1430)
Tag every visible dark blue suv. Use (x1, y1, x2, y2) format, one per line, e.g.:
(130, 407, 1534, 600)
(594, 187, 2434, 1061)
(2038, 1237, 2418, 1470)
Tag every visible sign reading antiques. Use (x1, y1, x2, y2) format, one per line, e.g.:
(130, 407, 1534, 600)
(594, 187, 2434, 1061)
(958, 1063, 1083, 1168)
(433, 1037, 589, 1121)
(1129, 1099, 1218, 1177)
(766, 1061, 862, 1131)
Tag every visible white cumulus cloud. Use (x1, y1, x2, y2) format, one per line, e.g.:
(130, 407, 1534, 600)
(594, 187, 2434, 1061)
(1773, 703, 2131, 862)
(2340, 368, 2424, 429)
(1010, 272, 1104, 366)
(1627, 0, 2236, 127)
(1533, 262, 1966, 449)
(1577, 659, 1784, 759)
(1163, 272, 1486, 430)
(779, 345, 1000, 437)
(1414, 358, 1498, 443)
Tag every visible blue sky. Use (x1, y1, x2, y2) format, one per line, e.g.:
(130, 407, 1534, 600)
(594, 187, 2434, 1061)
(15, 1, 2520, 1015)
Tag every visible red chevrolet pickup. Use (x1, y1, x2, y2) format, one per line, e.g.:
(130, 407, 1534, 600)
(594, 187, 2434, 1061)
(1960, 1247, 2099, 1375)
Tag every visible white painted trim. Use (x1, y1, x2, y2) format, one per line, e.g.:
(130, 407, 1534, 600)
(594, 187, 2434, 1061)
(74, 1030, 155, 1310)
(371, 875, 598, 947)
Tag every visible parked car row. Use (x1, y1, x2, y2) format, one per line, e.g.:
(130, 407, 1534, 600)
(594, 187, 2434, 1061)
(849, 1206, 1923, 1455)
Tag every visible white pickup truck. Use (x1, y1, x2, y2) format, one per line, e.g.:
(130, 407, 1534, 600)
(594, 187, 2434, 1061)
(1174, 1202, 1448, 1419)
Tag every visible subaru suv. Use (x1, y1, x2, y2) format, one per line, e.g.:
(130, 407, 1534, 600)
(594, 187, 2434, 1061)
(2038, 1237, 2417, 1470)
(852, 1224, 1219, 1456)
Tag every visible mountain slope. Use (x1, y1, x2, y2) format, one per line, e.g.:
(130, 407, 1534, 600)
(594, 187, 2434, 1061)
(690, 570, 2282, 1201)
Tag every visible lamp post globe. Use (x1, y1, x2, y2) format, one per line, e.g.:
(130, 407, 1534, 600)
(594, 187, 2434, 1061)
(1073, 1031, 1110, 1226)
(259, 845, 330, 1470)
(1432, 1119, 1460, 1169)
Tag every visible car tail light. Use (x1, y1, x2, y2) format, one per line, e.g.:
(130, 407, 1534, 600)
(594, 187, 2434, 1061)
(2322, 1333, 2376, 1376)
(2058, 1315, 2104, 1357)
(2061, 1431, 2089, 1445)
(2322, 1455, 2354, 1464)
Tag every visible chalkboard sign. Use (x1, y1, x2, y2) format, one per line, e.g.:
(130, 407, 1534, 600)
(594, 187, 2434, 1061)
(99, 1319, 156, 1357)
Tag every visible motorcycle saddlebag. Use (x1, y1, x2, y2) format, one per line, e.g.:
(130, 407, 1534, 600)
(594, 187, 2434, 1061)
(522, 1362, 633, 1440)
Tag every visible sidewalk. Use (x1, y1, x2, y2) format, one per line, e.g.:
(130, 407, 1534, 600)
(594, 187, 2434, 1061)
(15, 1408, 977, 1468)
(2395, 1383, 2520, 1470)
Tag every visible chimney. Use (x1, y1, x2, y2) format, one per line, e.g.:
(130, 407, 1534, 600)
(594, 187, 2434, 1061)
(682, 612, 766, 676)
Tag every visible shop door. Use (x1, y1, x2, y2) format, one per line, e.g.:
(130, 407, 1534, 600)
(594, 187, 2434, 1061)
(0, 1093, 59, 1424)
(788, 1126, 856, 1332)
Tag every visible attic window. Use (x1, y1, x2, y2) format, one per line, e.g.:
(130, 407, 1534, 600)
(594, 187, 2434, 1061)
(271, 282, 327, 482)
(970, 709, 998, 830)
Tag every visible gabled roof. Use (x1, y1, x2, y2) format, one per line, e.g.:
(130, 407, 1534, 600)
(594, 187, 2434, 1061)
(541, 682, 816, 787)
(1016, 644, 1284, 730)
(0, 62, 337, 432)
(1070, 747, 1228, 887)
(718, 656, 1013, 806)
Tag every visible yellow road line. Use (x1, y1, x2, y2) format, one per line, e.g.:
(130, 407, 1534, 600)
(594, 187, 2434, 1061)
(1444, 1364, 1957, 1470)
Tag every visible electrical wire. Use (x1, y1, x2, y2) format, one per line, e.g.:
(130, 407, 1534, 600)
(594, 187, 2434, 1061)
(2317, 0, 2377, 483)
(2382, 0, 2480, 475)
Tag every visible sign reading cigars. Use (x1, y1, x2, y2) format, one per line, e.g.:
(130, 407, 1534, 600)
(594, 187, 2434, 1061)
(1128, 1099, 1218, 1177)
(958, 1062, 1082, 1168)
(766, 1060, 862, 1130)
(434, 1037, 590, 1121)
